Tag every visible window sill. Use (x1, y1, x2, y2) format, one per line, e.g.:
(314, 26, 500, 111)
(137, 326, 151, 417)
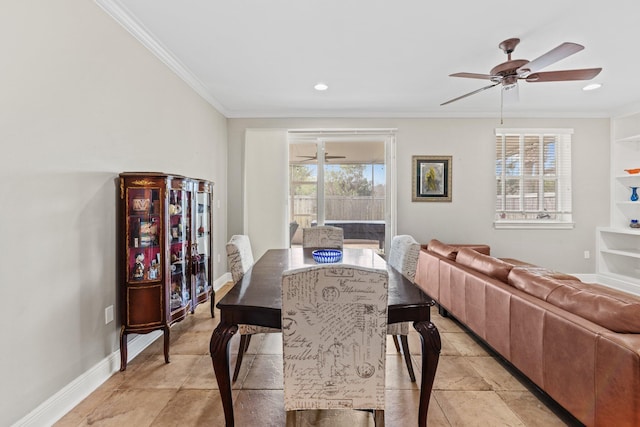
(493, 221, 575, 230)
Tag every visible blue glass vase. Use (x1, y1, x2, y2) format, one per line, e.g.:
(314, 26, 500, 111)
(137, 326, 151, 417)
(631, 187, 639, 202)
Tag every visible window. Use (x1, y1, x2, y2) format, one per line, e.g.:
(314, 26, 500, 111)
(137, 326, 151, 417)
(495, 128, 573, 229)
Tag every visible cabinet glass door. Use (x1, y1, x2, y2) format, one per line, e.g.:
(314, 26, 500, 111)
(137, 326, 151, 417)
(169, 188, 190, 314)
(127, 187, 162, 283)
(194, 188, 212, 299)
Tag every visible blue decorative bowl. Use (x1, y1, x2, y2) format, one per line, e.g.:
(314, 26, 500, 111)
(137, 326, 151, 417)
(312, 249, 342, 263)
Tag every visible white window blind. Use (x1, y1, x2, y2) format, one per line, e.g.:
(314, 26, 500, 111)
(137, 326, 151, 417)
(494, 128, 574, 229)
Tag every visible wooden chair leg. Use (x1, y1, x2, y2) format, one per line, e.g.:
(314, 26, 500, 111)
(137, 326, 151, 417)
(374, 410, 385, 426)
(285, 410, 296, 427)
(392, 335, 401, 352)
(400, 334, 416, 382)
(232, 334, 250, 382)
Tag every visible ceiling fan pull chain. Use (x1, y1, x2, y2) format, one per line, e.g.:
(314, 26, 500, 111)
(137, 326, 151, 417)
(500, 88, 504, 125)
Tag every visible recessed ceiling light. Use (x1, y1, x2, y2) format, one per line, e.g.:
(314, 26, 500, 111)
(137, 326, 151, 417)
(314, 82, 328, 91)
(582, 83, 602, 91)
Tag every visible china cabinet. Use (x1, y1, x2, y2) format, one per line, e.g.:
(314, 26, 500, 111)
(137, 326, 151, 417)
(118, 172, 214, 370)
(596, 113, 640, 295)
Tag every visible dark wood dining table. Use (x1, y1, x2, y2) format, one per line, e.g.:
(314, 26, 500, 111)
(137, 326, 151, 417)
(209, 248, 441, 426)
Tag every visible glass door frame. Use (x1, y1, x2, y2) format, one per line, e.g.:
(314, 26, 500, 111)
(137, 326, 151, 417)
(287, 129, 397, 253)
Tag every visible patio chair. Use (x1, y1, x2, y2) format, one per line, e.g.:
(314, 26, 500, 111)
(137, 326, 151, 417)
(386, 234, 421, 382)
(302, 225, 344, 249)
(226, 235, 280, 382)
(282, 264, 388, 426)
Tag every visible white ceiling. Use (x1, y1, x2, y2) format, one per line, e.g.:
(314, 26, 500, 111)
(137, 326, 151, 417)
(98, 0, 640, 118)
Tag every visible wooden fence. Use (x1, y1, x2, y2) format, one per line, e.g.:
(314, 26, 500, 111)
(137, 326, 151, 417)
(291, 196, 385, 228)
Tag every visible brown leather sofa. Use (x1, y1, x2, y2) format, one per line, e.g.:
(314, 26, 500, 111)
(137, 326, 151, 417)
(415, 239, 640, 427)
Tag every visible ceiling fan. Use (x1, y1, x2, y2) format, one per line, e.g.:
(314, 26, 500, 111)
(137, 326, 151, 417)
(297, 152, 346, 162)
(441, 38, 602, 106)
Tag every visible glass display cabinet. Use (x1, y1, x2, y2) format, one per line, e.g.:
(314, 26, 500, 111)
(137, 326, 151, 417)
(118, 172, 214, 371)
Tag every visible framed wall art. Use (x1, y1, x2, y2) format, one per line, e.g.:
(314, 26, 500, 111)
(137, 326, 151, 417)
(412, 155, 452, 202)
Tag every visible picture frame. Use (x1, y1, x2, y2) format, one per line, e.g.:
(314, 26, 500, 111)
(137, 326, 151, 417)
(412, 155, 452, 202)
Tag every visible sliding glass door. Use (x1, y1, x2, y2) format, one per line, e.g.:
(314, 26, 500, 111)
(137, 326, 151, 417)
(289, 142, 319, 245)
(289, 134, 392, 253)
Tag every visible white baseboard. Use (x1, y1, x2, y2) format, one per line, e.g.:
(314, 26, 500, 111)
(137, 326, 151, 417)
(13, 331, 161, 427)
(215, 273, 232, 291)
(571, 273, 640, 296)
(13, 274, 231, 427)
(571, 273, 598, 282)
(595, 274, 640, 296)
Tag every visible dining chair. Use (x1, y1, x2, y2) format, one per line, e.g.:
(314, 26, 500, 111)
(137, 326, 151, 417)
(386, 234, 421, 382)
(281, 264, 388, 426)
(226, 234, 280, 382)
(302, 225, 344, 249)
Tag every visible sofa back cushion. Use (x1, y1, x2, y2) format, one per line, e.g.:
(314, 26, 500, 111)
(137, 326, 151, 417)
(455, 247, 514, 283)
(427, 239, 459, 260)
(546, 281, 640, 333)
(508, 267, 579, 300)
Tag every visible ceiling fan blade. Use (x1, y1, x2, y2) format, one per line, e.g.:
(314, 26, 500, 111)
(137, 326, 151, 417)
(450, 72, 498, 80)
(525, 68, 602, 82)
(296, 153, 346, 162)
(517, 42, 584, 75)
(440, 82, 500, 106)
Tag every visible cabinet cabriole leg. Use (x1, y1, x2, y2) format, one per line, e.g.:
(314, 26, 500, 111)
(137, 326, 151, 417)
(164, 325, 171, 364)
(119, 326, 128, 371)
(210, 290, 215, 318)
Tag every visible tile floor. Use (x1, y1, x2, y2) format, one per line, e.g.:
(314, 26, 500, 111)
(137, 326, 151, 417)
(55, 284, 582, 426)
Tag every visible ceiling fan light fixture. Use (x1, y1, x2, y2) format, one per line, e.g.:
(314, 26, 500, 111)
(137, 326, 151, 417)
(582, 83, 602, 91)
(518, 67, 532, 78)
(314, 82, 328, 91)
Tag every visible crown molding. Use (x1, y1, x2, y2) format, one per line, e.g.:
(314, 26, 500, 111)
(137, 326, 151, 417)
(94, 0, 229, 116)
(223, 109, 612, 119)
(612, 101, 640, 118)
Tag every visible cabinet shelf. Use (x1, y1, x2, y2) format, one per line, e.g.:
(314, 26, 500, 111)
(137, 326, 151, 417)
(598, 226, 640, 236)
(615, 175, 640, 181)
(615, 134, 640, 143)
(600, 248, 640, 259)
(118, 172, 214, 371)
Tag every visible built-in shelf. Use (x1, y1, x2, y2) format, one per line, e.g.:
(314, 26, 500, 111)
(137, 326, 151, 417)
(596, 115, 640, 294)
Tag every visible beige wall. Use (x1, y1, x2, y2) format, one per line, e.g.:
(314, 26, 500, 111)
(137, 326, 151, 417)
(0, 1, 227, 423)
(228, 117, 610, 273)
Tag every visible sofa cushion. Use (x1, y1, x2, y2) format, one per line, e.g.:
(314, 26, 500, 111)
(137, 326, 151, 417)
(546, 281, 640, 333)
(508, 267, 580, 300)
(455, 247, 514, 283)
(427, 239, 459, 260)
